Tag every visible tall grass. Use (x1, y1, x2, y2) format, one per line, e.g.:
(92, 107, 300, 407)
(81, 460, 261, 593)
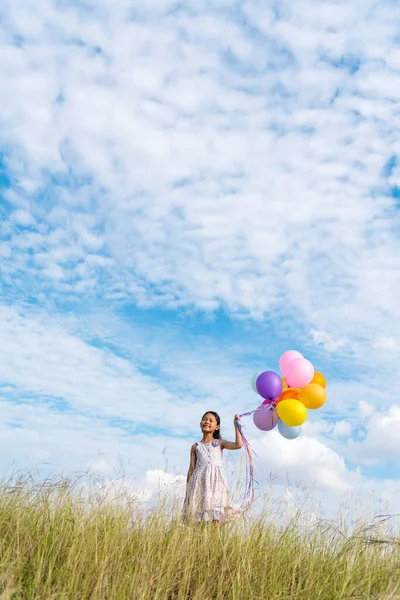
(0, 474, 398, 599)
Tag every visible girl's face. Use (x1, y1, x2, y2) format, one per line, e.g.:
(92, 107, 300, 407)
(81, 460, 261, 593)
(200, 412, 220, 434)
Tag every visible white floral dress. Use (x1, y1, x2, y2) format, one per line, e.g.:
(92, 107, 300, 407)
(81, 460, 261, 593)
(183, 439, 232, 523)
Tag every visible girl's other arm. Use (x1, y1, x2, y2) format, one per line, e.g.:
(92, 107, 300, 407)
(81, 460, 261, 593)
(220, 415, 243, 450)
(186, 443, 197, 483)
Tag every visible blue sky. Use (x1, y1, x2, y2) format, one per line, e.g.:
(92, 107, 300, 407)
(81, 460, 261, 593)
(0, 0, 399, 511)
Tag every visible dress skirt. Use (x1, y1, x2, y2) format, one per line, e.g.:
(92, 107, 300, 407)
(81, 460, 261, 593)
(183, 440, 232, 523)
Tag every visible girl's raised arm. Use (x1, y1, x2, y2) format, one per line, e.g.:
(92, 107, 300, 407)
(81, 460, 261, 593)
(220, 415, 243, 450)
(186, 443, 197, 483)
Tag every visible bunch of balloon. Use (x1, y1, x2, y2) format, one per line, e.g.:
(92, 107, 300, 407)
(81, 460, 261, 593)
(250, 350, 327, 440)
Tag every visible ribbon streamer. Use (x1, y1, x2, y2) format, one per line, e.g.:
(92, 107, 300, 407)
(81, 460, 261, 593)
(229, 402, 275, 518)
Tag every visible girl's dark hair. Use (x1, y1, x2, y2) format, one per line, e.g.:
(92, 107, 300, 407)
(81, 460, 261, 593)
(201, 411, 221, 439)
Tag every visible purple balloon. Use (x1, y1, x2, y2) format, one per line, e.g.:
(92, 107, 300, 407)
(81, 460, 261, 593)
(256, 371, 283, 400)
(253, 405, 279, 431)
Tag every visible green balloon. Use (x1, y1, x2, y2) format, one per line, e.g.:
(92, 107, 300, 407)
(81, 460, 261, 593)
(251, 373, 259, 394)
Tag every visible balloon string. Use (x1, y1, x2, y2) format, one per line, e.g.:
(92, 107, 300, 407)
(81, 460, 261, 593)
(229, 404, 275, 518)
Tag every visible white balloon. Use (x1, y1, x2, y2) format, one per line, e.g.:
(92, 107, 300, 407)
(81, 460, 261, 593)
(278, 420, 302, 440)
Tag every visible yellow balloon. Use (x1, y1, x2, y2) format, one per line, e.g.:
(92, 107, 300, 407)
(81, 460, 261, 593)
(281, 376, 288, 391)
(311, 371, 326, 388)
(299, 383, 326, 409)
(277, 399, 307, 427)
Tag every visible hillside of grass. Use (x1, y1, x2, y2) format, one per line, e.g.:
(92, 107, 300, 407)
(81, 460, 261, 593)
(0, 475, 398, 599)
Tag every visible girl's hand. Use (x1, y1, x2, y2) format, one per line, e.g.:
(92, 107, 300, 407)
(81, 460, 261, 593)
(221, 415, 243, 450)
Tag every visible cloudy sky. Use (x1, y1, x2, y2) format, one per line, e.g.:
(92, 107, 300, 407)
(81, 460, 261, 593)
(0, 0, 399, 513)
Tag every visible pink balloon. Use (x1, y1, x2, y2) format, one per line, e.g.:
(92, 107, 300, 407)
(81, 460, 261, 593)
(253, 405, 279, 431)
(285, 358, 314, 388)
(279, 350, 303, 375)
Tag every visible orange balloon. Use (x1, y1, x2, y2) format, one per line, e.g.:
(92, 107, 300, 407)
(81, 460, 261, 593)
(281, 376, 288, 391)
(276, 388, 300, 403)
(311, 372, 326, 388)
(299, 383, 326, 409)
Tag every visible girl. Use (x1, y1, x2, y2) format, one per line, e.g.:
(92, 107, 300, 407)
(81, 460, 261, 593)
(183, 411, 242, 523)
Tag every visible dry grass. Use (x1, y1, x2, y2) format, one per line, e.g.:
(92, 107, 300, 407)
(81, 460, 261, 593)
(0, 474, 398, 599)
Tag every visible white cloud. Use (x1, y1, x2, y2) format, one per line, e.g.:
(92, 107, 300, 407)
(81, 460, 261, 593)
(0, 0, 398, 356)
(348, 405, 400, 465)
(332, 420, 352, 438)
(359, 400, 374, 419)
(11, 209, 36, 227)
(309, 329, 348, 352)
(0, 392, 192, 478)
(0, 301, 262, 431)
(82, 470, 186, 508)
(87, 458, 120, 476)
(374, 337, 398, 350)
(254, 430, 352, 493)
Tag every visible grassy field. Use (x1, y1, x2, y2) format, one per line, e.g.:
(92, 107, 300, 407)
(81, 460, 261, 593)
(0, 474, 398, 599)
